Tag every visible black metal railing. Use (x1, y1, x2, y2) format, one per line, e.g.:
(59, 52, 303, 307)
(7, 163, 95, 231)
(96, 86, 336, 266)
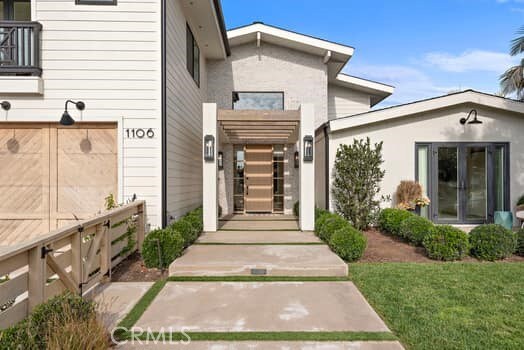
(0, 21, 42, 76)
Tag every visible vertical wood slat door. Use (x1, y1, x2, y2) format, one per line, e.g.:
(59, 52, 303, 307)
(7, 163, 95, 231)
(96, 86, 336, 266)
(244, 145, 273, 213)
(0, 124, 117, 246)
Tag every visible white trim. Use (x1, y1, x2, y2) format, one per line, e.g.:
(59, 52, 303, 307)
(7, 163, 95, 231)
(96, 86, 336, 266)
(0, 77, 43, 95)
(228, 23, 355, 58)
(329, 90, 524, 132)
(333, 74, 394, 95)
(323, 50, 332, 64)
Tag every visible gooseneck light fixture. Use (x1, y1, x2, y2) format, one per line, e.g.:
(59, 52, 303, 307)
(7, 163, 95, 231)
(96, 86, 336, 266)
(460, 109, 482, 125)
(1, 101, 11, 111)
(60, 100, 86, 126)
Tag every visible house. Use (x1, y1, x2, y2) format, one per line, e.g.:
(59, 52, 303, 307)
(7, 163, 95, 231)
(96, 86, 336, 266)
(1, 1, 522, 244)
(0, 0, 229, 243)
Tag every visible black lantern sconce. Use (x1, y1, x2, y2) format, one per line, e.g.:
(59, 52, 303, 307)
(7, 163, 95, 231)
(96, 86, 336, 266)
(294, 150, 299, 168)
(303, 135, 313, 162)
(218, 151, 224, 169)
(60, 100, 85, 126)
(204, 135, 215, 161)
(460, 109, 482, 126)
(1, 101, 11, 111)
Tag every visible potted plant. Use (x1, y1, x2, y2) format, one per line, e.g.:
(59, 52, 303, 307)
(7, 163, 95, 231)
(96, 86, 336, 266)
(517, 195, 524, 212)
(395, 180, 430, 214)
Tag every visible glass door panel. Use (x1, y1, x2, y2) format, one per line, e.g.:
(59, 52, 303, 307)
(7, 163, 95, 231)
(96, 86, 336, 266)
(437, 147, 459, 221)
(465, 146, 487, 221)
(493, 146, 505, 212)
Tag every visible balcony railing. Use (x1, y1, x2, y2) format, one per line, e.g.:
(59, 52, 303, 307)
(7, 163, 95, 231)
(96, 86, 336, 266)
(0, 21, 42, 76)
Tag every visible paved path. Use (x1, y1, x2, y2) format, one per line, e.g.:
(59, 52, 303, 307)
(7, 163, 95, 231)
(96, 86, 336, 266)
(197, 230, 321, 244)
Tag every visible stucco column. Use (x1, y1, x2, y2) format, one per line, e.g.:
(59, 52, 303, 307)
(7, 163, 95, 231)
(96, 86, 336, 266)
(203, 103, 218, 232)
(300, 104, 315, 231)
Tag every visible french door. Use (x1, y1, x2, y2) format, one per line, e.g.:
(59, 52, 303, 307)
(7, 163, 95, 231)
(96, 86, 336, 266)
(418, 143, 509, 224)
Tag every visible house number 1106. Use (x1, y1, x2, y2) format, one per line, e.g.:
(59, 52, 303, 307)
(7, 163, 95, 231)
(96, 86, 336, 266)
(125, 128, 155, 139)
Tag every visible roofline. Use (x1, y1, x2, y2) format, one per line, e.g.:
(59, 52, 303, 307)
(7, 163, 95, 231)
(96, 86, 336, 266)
(227, 22, 355, 58)
(332, 73, 395, 106)
(213, 0, 231, 56)
(328, 89, 524, 132)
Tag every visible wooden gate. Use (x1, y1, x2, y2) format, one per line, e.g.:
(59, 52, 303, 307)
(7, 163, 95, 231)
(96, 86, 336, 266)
(0, 123, 117, 245)
(244, 145, 273, 212)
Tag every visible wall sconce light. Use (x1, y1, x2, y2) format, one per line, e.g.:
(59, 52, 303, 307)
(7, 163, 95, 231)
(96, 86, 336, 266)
(204, 135, 215, 161)
(1, 101, 11, 111)
(60, 100, 85, 126)
(294, 150, 299, 168)
(218, 151, 224, 169)
(303, 135, 313, 162)
(460, 109, 482, 125)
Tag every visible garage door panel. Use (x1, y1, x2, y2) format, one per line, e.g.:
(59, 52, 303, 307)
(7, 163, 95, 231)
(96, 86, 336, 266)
(0, 129, 43, 154)
(0, 220, 45, 246)
(58, 129, 117, 154)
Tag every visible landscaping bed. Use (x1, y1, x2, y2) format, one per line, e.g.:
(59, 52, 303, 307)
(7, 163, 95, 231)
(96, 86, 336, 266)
(110, 252, 166, 282)
(351, 263, 524, 350)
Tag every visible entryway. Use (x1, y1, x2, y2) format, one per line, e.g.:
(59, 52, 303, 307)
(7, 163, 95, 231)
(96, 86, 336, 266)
(417, 142, 509, 224)
(0, 123, 117, 245)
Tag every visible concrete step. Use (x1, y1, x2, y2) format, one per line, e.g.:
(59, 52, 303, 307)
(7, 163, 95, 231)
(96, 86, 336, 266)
(119, 341, 405, 349)
(220, 214, 297, 221)
(134, 282, 390, 332)
(219, 220, 300, 231)
(197, 230, 321, 244)
(169, 245, 347, 277)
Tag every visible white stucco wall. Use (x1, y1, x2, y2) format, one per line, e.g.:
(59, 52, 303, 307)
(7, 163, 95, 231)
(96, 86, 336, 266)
(206, 42, 328, 127)
(328, 105, 524, 219)
(328, 84, 371, 119)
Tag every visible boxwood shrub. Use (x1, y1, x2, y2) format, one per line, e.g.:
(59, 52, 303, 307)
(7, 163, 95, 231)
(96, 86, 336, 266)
(171, 219, 199, 247)
(399, 215, 435, 245)
(378, 208, 413, 236)
(422, 225, 470, 261)
(469, 224, 517, 261)
(142, 228, 185, 268)
(517, 229, 524, 256)
(328, 226, 367, 262)
(315, 207, 329, 221)
(316, 214, 349, 242)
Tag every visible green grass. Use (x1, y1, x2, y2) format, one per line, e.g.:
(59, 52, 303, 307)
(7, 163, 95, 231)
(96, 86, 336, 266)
(117, 279, 167, 331)
(350, 263, 524, 350)
(119, 331, 397, 342)
(167, 276, 350, 282)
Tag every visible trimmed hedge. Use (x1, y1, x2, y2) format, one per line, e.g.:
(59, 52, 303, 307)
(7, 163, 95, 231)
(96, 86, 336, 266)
(328, 226, 367, 262)
(0, 293, 97, 349)
(422, 225, 470, 261)
(517, 229, 524, 257)
(378, 208, 414, 236)
(399, 215, 434, 245)
(315, 207, 330, 221)
(469, 224, 517, 261)
(316, 214, 349, 242)
(171, 219, 199, 247)
(142, 228, 184, 268)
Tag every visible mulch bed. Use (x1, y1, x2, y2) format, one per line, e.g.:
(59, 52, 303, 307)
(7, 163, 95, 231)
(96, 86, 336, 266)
(360, 228, 524, 263)
(110, 252, 167, 282)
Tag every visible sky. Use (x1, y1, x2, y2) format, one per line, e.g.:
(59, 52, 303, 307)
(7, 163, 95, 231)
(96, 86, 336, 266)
(221, 0, 523, 107)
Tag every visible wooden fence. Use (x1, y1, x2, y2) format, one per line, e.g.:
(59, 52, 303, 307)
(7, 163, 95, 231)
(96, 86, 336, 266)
(0, 200, 147, 329)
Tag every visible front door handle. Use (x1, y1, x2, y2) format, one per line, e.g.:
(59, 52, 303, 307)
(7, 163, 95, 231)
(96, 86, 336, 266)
(246, 185, 249, 196)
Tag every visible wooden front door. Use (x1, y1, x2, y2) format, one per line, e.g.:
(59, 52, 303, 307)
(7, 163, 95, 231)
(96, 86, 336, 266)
(244, 145, 273, 213)
(0, 123, 117, 245)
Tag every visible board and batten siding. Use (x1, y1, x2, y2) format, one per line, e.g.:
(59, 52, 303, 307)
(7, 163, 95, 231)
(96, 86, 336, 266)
(1, 0, 163, 228)
(164, 0, 207, 222)
(327, 84, 371, 119)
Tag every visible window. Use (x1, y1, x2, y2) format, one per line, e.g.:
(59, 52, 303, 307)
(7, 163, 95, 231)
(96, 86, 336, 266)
(233, 92, 284, 110)
(75, 0, 117, 5)
(1, 0, 31, 20)
(186, 24, 200, 86)
(233, 146, 245, 212)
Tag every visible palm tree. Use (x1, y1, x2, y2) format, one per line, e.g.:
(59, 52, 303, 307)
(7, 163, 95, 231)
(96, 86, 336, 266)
(500, 26, 524, 100)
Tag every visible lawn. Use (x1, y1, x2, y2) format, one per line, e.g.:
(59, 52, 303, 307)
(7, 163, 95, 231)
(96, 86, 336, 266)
(351, 263, 524, 350)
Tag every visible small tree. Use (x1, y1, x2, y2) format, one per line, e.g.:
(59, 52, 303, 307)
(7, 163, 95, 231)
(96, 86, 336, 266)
(332, 138, 385, 230)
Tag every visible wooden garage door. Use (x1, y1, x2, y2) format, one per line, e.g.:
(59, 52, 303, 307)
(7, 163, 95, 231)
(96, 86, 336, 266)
(0, 123, 117, 245)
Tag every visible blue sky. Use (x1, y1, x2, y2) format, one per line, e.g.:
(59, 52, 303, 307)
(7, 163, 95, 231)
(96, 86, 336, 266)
(221, 0, 523, 107)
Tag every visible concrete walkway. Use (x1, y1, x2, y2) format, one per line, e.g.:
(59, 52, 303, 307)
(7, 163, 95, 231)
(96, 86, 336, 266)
(197, 230, 321, 244)
(219, 220, 300, 231)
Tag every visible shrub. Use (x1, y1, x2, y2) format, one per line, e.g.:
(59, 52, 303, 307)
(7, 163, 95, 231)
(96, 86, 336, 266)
(184, 207, 203, 233)
(0, 292, 106, 350)
(469, 224, 517, 261)
(378, 208, 413, 236)
(422, 225, 470, 261)
(517, 195, 524, 206)
(171, 219, 199, 247)
(293, 201, 299, 217)
(316, 214, 349, 242)
(399, 215, 434, 245)
(328, 226, 367, 262)
(315, 207, 329, 221)
(142, 228, 184, 268)
(331, 138, 386, 230)
(517, 229, 524, 256)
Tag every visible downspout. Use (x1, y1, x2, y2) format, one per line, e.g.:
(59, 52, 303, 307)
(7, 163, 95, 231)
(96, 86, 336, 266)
(161, 0, 167, 227)
(323, 123, 330, 210)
